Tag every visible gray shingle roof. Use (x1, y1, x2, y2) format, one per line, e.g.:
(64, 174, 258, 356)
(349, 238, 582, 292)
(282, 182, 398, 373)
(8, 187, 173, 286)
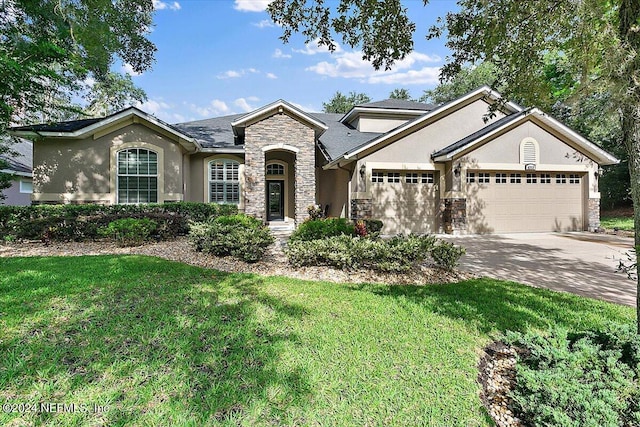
(10, 118, 103, 133)
(173, 114, 244, 148)
(431, 110, 528, 159)
(1, 139, 32, 174)
(356, 99, 435, 111)
(311, 113, 382, 160)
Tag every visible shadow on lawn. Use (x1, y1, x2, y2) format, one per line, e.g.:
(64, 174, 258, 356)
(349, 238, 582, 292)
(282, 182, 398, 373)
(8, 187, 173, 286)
(0, 256, 311, 425)
(348, 278, 635, 336)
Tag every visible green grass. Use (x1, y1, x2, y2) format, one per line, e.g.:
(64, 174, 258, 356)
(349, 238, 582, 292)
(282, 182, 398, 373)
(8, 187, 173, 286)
(601, 216, 635, 231)
(0, 256, 635, 426)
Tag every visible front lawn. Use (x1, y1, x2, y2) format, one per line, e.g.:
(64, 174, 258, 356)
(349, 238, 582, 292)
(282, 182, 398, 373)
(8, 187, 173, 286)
(0, 256, 634, 426)
(601, 215, 635, 231)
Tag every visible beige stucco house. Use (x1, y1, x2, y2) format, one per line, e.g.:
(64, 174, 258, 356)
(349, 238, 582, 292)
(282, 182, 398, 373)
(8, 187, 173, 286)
(10, 87, 618, 234)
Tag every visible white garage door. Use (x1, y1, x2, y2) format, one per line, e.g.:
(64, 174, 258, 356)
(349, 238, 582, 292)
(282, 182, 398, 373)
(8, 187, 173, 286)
(466, 171, 584, 233)
(370, 171, 439, 234)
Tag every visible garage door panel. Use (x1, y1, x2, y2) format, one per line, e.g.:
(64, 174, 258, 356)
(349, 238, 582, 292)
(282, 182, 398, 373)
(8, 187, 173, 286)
(370, 178, 439, 235)
(467, 173, 584, 233)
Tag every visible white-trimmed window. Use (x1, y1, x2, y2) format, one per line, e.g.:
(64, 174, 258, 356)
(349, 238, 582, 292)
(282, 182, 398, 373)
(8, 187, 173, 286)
(540, 173, 551, 184)
(372, 171, 384, 183)
(569, 174, 581, 184)
(495, 173, 507, 184)
(19, 179, 33, 194)
(387, 172, 400, 183)
(117, 148, 158, 204)
(526, 173, 537, 184)
(466, 172, 476, 184)
(266, 163, 284, 176)
(510, 173, 522, 184)
(556, 174, 567, 184)
(406, 173, 419, 184)
(478, 173, 490, 183)
(209, 159, 240, 204)
(421, 173, 434, 184)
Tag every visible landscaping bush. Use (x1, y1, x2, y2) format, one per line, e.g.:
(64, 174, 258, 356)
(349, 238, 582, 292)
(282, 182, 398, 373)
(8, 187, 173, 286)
(188, 214, 274, 262)
(0, 202, 236, 242)
(430, 241, 466, 270)
(98, 218, 158, 247)
(286, 234, 437, 272)
(289, 217, 355, 242)
(505, 325, 640, 427)
(364, 219, 384, 234)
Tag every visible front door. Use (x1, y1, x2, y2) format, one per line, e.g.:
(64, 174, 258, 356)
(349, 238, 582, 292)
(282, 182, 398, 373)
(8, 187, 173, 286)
(267, 180, 284, 221)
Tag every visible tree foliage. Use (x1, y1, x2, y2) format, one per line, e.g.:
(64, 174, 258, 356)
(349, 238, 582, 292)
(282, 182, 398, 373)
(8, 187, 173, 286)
(0, 0, 156, 198)
(389, 88, 412, 100)
(420, 62, 499, 105)
(84, 72, 147, 117)
(322, 91, 371, 113)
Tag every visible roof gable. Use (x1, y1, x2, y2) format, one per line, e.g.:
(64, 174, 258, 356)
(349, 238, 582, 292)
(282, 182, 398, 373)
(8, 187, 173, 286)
(432, 108, 619, 165)
(9, 107, 201, 153)
(231, 99, 327, 131)
(324, 86, 523, 168)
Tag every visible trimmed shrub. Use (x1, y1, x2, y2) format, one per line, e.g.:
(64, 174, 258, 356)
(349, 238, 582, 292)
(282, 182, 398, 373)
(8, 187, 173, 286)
(0, 202, 236, 242)
(289, 217, 355, 242)
(286, 234, 437, 272)
(430, 241, 466, 270)
(505, 325, 640, 427)
(188, 214, 274, 262)
(364, 219, 384, 234)
(98, 218, 158, 247)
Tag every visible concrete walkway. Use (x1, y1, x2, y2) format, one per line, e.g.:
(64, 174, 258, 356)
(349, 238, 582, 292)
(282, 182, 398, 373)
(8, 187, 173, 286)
(444, 232, 636, 306)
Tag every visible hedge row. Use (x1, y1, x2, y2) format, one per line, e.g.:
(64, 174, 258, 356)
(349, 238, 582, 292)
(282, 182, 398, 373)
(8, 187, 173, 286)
(0, 202, 238, 242)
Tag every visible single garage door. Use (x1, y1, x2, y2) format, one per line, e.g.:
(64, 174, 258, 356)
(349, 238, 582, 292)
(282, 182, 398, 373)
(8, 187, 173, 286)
(370, 170, 439, 234)
(466, 171, 584, 233)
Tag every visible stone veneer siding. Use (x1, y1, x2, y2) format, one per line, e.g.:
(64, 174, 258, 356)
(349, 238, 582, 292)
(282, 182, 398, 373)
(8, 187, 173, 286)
(350, 198, 372, 220)
(243, 113, 316, 224)
(588, 198, 601, 232)
(443, 198, 467, 234)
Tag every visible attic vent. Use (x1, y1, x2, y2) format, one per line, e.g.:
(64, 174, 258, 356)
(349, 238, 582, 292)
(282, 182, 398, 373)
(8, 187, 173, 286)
(520, 138, 539, 164)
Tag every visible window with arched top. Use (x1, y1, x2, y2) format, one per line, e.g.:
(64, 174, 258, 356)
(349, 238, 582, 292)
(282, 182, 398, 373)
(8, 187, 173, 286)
(208, 159, 240, 204)
(117, 148, 158, 203)
(520, 138, 539, 164)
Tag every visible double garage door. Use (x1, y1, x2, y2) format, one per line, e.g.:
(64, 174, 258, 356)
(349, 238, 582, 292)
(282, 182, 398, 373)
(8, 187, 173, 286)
(466, 171, 584, 233)
(370, 170, 585, 234)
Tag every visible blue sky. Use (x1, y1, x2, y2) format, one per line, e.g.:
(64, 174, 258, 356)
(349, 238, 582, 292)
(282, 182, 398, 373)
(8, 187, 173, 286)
(129, 0, 458, 123)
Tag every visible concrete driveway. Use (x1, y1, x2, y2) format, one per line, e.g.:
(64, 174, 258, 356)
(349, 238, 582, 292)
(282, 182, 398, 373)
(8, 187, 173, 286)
(444, 232, 636, 306)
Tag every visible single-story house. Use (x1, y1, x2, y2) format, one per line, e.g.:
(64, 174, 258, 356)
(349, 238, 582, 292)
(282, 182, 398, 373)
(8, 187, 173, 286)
(1, 139, 33, 206)
(9, 86, 618, 234)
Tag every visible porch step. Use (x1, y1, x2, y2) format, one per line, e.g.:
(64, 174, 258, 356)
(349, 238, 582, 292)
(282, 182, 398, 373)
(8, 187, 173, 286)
(267, 221, 295, 232)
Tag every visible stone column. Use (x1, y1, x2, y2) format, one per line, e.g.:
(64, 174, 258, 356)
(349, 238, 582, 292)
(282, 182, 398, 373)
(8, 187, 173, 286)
(443, 198, 467, 234)
(588, 198, 601, 232)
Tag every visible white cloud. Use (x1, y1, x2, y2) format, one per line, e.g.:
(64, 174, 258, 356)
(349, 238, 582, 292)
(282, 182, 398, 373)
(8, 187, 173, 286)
(122, 63, 142, 77)
(234, 97, 259, 112)
(152, 0, 181, 11)
(272, 48, 292, 59)
(189, 99, 231, 117)
(306, 50, 442, 85)
(216, 70, 242, 79)
(294, 38, 342, 55)
(216, 68, 260, 79)
(135, 98, 186, 123)
(252, 19, 274, 28)
(367, 67, 441, 85)
(234, 0, 271, 12)
(266, 73, 277, 79)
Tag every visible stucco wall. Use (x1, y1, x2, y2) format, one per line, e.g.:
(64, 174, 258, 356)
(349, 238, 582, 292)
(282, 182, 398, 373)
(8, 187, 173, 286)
(32, 123, 186, 204)
(355, 114, 420, 133)
(1, 179, 31, 206)
(317, 167, 350, 217)
(363, 99, 506, 164)
(465, 120, 598, 166)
